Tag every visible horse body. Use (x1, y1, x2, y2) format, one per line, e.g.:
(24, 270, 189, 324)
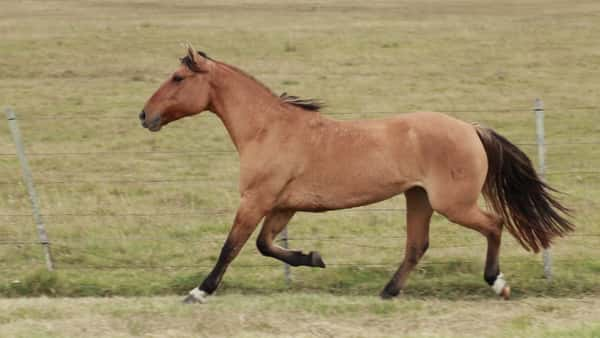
(140, 47, 573, 304)
(263, 115, 417, 211)
(249, 112, 486, 213)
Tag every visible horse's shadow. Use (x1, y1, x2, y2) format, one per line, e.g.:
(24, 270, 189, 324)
(172, 261, 599, 300)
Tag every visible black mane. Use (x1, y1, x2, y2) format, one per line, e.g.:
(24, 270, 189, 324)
(180, 51, 212, 73)
(279, 92, 323, 111)
(181, 50, 324, 112)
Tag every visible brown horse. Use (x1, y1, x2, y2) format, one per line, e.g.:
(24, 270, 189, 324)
(140, 47, 573, 303)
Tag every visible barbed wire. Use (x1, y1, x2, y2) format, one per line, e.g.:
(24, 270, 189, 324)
(0, 150, 236, 156)
(0, 110, 533, 121)
(1, 256, 594, 273)
(1, 141, 600, 158)
(546, 170, 600, 176)
(0, 168, 597, 186)
(1, 231, 598, 247)
(6, 105, 599, 121)
(2, 106, 599, 277)
(3, 198, 600, 218)
(1, 232, 597, 275)
(0, 207, 409, 218)
(1, 199, 598, 223)
(16, 178, 234, 185)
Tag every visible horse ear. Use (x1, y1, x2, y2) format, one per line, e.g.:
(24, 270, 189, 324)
(186, 44, 198, 62)
(185, 44, 209, 72)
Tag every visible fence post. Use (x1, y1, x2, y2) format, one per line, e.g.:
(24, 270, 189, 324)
(534, 99, 552, 280)
(281, 226, 291, 285)
(5, 107, 54, 271)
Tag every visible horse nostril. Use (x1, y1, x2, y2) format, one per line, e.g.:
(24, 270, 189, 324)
(139, 110, 146, 121)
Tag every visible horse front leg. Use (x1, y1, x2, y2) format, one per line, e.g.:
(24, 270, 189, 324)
(256, 210, 326, 268)
(183, 196, 265, 304)
(381, 187, 432, 299)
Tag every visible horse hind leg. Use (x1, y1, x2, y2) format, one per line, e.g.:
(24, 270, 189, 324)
(442, 205, 510, 299)
(381, 187, 432, 299)
(256, 210, 326, 268)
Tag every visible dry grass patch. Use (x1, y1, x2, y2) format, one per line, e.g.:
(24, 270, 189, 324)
(1, 295, 600, 337)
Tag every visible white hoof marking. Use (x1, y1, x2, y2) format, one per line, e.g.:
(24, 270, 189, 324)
(492, 273, 507, 295)
(188, 287, 209, 303)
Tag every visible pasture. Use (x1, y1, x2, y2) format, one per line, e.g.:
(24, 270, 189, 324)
(1, 0, 599, 337)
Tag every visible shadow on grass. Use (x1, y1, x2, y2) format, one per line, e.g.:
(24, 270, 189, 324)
(2, 259, 598, 299)
(179, 259, 600, 300)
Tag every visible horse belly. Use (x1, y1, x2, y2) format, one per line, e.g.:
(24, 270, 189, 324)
(278, 173, 412, 212)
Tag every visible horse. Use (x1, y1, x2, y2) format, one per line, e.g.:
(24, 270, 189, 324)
(139, 46, 573, 304)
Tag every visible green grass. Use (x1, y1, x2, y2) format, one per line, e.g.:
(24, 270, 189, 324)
(1, 0, 599, 305)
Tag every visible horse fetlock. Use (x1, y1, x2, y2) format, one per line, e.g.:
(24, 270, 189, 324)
(309, 251, 326, 268)
(491, 273, 511, 300)
(484, 270, 499, 286)
(199, 276, 220, 295)
(422, 241, 429, 255)
(182, 287, 209, 304)
(380, 284, 401, 300)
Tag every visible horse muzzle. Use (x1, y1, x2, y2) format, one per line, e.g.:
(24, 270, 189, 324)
(139, 110, 162, 132)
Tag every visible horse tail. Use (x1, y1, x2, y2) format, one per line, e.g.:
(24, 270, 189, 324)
(475, 125, 574, 252)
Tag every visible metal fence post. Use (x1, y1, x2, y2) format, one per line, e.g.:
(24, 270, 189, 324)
(281, 226, 291, 284)
(534, 99, 552, 280)
(5, 107, 54, 271)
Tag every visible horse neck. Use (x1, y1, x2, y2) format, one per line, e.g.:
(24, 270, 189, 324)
(208, 63, 287, 153)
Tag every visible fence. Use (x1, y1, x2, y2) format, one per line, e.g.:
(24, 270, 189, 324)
(2, 101, 599, 285)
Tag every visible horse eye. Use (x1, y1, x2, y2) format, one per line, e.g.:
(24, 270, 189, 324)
(172, 75, 184, 83)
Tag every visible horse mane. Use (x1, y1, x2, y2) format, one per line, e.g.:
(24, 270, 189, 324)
(279, 93, 323, 111)
(181, 50, 324, 112)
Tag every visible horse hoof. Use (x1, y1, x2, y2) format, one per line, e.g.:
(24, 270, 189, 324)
(309, 251, 326, 268)
(379, 287, 400, 300)
(500, 286, 511, 300)
(491, 273, 510, 300)
(182, 287, 208, 304)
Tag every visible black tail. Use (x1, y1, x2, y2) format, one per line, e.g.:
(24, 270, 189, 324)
(475, 126, 574, 252)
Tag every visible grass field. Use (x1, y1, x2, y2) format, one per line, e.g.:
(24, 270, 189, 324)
(1, 295, 600, 338)
(1, 0, 600, 336)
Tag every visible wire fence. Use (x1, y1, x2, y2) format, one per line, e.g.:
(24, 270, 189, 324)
(2, 104, 598, 120)
(2, 102, 600, 282)
(3, 141, 600, 158)
(2, 231, 600, 248)
(1, 170, 599, 186)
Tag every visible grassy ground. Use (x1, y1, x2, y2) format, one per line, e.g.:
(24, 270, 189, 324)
(1, 295, 600, 338)
(1, 0, 600, 335)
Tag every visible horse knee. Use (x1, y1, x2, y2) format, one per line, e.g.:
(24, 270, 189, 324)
(406, 245, 425, 265)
